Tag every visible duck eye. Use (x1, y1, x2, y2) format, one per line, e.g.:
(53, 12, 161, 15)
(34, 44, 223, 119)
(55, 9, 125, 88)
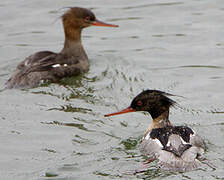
(85, 16, 91, 21)
(137, 100, 143, 106)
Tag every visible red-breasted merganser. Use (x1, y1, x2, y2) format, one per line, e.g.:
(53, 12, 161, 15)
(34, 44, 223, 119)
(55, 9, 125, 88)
(6, 7, 118, 89)
(105, 90, 206, 172)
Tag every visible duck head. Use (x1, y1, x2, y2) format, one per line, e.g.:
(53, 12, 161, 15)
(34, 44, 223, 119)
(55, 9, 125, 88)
(105, 90, 176, 119)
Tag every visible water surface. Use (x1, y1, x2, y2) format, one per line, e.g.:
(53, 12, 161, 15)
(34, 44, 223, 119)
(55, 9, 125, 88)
(1, 0, 224, 179)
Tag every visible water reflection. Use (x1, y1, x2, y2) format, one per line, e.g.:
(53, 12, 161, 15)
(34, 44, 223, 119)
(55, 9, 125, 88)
(122, 2, 184, 10)
(1, 0, 224, 179)
(41, 121, 94, 132)
(48, 105, 92, 113)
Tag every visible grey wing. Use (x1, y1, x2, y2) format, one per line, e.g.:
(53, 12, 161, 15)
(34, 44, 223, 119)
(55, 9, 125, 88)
(157, 134, 202, 171)
(22, 53, 81, 75)
(6, 51, 57, 88)
(139, 132, 205, 172)
(140, 138, 163, 157)
(20, 51, 59, 74)
(190, 133, 206, 155)
(17, 51, 56, 70)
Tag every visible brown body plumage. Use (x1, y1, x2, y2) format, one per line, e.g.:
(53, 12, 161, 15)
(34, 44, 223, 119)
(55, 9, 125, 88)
(7, 7, 118, 89)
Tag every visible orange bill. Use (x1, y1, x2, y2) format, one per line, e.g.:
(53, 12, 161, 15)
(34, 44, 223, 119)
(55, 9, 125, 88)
(104, 107, 135, 117)
(91, 19, 119, 27)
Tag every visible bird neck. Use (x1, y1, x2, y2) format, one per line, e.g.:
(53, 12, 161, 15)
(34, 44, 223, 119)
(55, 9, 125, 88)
(144, 110, 172, 137)
(61, 38, 86, 57)
(64, 26, 82, 41)
(61, 23, 87, 59)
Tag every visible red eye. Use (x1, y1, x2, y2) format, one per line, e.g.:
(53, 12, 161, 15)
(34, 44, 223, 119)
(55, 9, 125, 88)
(137, 100, 143, 106)
(85, 16, 90, 21)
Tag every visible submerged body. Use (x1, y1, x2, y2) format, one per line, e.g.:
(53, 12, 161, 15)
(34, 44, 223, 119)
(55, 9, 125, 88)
(7, 50, 88, 88)
(7, 7, 118, 89)
(141, 125, 205, 171)
(105, 90, 206, 172)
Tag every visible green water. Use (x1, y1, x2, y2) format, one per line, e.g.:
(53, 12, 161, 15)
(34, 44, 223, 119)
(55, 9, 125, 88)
(0, 0, 224, 179)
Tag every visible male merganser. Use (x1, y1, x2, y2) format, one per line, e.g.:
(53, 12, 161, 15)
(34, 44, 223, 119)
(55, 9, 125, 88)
(6, 7, 118, 88)
(105, 90, 206, 172)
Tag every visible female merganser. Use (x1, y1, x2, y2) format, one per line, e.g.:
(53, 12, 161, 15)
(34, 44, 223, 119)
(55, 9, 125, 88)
(105, 90, 206, 172)
(6, 7, 118, 89)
